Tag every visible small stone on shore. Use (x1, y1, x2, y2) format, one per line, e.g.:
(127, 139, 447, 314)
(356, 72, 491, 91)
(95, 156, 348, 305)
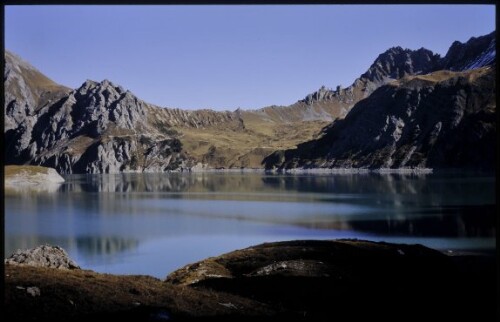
(5, 245, 80, 269)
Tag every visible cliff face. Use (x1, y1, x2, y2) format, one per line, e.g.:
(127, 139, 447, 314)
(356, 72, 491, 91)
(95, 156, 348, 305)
(359, 47, 442, 93)
(263, 32, 496, 171)
(4, 51, 72, 133)
(5, 64, 186, 174)
(441, 31, 496, 71)
(4, 32, 495, 173)
(248, 44, 444, 124)
(264, 67, 496, 170)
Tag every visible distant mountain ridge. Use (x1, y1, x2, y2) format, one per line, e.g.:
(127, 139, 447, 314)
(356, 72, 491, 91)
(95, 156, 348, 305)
(263, 31, 496, 171)
(264, 67, 496, 170)
(4, 31, 495, 173)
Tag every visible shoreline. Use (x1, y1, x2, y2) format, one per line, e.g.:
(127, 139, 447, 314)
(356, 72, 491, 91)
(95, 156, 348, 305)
(264, 167, 434, 174)
(9, 164, 494, 176)
(81, 167, 436, 175)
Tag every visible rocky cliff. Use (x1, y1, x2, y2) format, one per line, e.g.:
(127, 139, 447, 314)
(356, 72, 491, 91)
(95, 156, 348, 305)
(246, 31, 494, 126)
(441, 31, 496, 71)
(4, 32, 495, 173)
(4, 51, 71, 133)
(264, 67, 496, 170)
(263, 32, 496, 171)
(5, 63, 186, 174)
(5, 50, 335, 172)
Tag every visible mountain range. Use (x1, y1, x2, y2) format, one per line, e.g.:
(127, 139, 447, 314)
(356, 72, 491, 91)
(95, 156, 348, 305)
(4, 31, 496, 173)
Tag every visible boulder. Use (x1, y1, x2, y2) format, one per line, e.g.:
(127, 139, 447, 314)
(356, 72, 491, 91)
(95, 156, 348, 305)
(5, 245, 80, 269)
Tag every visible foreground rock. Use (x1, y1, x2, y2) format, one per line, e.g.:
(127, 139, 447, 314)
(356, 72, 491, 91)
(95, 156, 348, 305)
(166, 239, 452, 285)
(4, 240, 496, 321)
(166, 239, 496, 321)
(5, 245, 79, 269)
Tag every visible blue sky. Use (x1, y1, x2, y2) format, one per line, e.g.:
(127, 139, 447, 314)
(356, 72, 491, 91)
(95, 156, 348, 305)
(5, 5, 495, 111)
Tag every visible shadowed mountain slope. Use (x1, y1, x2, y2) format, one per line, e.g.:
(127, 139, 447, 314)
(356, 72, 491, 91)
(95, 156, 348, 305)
(4, 32, 495, 173)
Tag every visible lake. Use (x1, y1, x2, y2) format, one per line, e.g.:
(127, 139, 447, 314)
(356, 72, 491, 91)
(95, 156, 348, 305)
(4, 171, 495, 278)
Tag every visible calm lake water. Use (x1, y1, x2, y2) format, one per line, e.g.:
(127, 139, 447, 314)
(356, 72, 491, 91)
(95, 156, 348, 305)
(5, 172, 496, 278)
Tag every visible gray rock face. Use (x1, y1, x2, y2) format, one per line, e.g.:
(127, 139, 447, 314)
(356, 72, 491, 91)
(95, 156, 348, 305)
(296, 32, 495, 116)
(263, 32, 496, 171)
(4, 32, 495, 173)
(5, 245, 80, 269)
(264, 67, 496, 170)
(304, 86, 336, 105)
(441, 31, 495, 71)
(4, 51, 71, 132)
(247, 45, 442, 125)
(4, 63, 186, 174)
(361, 46, 441, 87)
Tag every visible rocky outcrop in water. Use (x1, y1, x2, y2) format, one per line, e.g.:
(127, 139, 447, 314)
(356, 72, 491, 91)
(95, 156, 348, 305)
(5, 245, 79, 269)
(4, 165, 65, 189)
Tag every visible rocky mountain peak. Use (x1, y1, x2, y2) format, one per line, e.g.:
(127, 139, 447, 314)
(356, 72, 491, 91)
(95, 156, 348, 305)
(264, 66, 496, 171)
(384, 46, 405, 55)
(302, 85, 336, 104)
(361, 46, 441, 84)
(441, 31, 495, 71)
(65, 78, 148, 137)
(5, 71, 185, 173)
(4, 31, 496, 174)
(77, 79, 126, 97)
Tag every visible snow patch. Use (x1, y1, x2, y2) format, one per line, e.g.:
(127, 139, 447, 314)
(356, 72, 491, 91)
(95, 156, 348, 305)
(463, 40, 496, 71)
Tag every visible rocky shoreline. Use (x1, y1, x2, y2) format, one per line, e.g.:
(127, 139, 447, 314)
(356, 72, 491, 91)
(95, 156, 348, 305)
(153, 166, 435, 175)
(264, 167, 433, 174)
(4, 240, 496, 321)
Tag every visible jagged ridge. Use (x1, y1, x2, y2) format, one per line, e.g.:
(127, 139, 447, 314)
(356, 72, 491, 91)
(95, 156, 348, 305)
(5, 77, 185, 173)
(4, 31, 495, 173)
(263, 67, 496, 170)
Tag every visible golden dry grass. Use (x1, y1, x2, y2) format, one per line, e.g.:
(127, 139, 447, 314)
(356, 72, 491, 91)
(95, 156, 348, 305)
(396, 67, 493, 86)
(4, 264, 275, 321)
(4, 165, 51, 177)
(176, 119, 330, 168)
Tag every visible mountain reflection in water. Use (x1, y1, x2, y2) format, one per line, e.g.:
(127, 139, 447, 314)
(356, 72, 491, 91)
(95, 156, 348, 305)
(5, 172, 495, 277)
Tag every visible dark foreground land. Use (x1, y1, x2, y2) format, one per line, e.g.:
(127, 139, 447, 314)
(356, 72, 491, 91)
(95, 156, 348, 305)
(4, 240, 497, 321)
